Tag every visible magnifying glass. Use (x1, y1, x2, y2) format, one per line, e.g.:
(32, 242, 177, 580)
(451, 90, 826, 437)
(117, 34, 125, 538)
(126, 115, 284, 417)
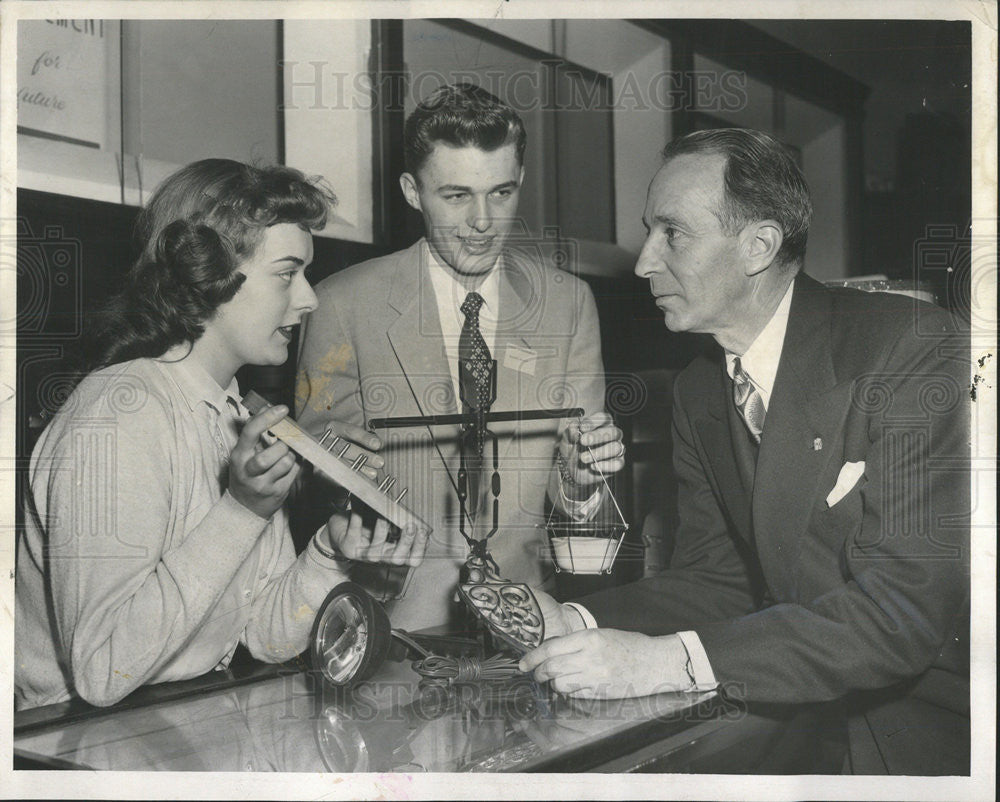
(313, 581, 443, 686)
(312, 582, 525, 688)
(312, 582, 398, 685)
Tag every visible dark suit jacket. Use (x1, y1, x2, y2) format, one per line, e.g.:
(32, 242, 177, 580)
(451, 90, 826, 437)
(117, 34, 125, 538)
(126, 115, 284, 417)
(296, 239, 607, 631)
(579, 273, 970, 773)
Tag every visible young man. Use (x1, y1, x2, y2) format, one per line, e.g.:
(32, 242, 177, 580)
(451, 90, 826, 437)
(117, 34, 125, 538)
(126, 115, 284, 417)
(296, 84, 624, 631)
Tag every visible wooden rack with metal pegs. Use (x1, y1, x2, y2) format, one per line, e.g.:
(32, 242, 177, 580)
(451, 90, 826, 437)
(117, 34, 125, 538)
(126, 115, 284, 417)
(241, 391, 429, 535)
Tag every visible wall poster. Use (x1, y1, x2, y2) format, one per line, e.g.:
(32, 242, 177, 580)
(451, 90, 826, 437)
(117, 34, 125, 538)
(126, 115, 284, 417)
(16, 19, 117, 150)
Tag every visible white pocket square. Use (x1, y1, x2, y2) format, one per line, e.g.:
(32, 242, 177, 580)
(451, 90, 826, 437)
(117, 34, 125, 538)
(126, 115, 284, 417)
(826, 461, 865, 508)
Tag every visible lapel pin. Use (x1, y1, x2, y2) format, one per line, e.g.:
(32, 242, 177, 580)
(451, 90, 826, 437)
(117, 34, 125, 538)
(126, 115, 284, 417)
(812, 437, 823, 451)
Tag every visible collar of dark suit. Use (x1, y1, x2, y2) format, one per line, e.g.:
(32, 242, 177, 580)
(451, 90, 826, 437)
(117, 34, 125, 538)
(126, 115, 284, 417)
(774, 271, 839, 394)
(679, 272, 855, 578)
(752, 273, 854, 585)
(695, 273, 850, 573)
(760, 272, 847, 462)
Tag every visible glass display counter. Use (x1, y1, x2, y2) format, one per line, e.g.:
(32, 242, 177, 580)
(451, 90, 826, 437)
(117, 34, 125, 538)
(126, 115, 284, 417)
(14, 636, 790, 773)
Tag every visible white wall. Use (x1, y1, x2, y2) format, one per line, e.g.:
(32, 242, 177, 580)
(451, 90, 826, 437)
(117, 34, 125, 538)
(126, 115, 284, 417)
(17, 19, 375, 243)
(283, 20, 374, 243)
(562, 21, 671, 254)
(467, 18, 551, 53)
(126, 20, 280, 168)
(691, 51, 850, 280)
(17, 19, 124, 202)
(483, 19, 672, 254)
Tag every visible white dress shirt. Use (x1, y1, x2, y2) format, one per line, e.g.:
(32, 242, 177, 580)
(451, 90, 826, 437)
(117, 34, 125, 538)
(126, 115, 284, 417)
(723, 278, 794, 408)
(425, 242, 502, 405)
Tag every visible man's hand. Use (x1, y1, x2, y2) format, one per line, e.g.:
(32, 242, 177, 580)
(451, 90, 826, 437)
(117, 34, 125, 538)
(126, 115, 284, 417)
(306, 419, 384, 481)
(229, 405, 300, 519)
(318, 510, 430, 567)
(532, 588, 588, 638)
(558, 412, 625, 488)
(518, 629, 692, 698)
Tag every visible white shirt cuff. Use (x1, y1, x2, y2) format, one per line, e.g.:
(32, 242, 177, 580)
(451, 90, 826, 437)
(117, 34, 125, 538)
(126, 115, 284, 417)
(562, 602, 598, 630)
(558, 480, 604, 521)
(676, 630, 719, 691)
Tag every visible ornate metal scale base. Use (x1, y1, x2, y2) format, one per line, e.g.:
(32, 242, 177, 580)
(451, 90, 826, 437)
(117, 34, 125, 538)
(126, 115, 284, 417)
(458, 555, 544, 654)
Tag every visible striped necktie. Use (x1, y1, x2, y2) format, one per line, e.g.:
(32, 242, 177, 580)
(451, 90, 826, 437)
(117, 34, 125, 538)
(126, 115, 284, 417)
(732, 356, 765, 444)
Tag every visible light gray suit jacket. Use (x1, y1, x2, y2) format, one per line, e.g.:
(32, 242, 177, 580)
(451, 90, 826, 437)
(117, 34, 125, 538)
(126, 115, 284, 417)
(296, 239, 606, 630)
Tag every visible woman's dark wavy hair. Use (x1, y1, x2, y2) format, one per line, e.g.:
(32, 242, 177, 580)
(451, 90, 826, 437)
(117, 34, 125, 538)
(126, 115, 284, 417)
(403, 82, 527, 176)
(76, 159, 334, 380)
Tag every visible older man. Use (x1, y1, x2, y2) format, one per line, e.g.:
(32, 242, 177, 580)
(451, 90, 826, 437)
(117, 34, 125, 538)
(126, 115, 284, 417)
(522, 128, 970, 775)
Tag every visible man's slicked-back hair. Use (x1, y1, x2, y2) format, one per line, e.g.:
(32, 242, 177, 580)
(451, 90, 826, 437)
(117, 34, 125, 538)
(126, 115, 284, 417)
(662, 128, 813, 269)
(403, 82, 527, 177)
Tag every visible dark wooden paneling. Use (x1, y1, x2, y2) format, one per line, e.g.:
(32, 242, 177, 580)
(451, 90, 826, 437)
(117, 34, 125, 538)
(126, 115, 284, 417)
(370, 19, 413, 251)
(633, 19, 870, 117)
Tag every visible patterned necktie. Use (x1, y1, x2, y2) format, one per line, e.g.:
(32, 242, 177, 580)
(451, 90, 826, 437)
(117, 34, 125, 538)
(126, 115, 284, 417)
(732, 356, 765, 444)
(459, 292, 494, 511)
(459, 292, 494, 429)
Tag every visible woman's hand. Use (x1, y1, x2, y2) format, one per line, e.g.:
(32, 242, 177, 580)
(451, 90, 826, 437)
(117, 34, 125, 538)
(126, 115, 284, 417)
(229, 405, 300, 519)
(317, 509, 430, 568)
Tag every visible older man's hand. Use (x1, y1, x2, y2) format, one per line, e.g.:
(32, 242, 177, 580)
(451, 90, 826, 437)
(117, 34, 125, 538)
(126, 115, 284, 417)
(519, 629, 693, 699)
(530, 588, 589, 638)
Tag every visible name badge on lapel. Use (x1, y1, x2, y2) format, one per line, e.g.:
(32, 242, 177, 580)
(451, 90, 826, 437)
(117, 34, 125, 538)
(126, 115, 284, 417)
(503, 344, 537, 376)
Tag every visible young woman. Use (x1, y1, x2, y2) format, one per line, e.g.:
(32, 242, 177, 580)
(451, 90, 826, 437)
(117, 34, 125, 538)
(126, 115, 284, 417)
(15, 159, 427, 710)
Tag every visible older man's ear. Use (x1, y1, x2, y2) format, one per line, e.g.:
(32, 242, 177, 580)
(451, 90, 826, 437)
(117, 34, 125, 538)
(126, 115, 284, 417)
(742, 220, 784, 276)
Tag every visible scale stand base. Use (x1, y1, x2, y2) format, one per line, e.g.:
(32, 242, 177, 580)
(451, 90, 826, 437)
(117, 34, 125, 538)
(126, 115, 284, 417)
(457, 554, 545, 655)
